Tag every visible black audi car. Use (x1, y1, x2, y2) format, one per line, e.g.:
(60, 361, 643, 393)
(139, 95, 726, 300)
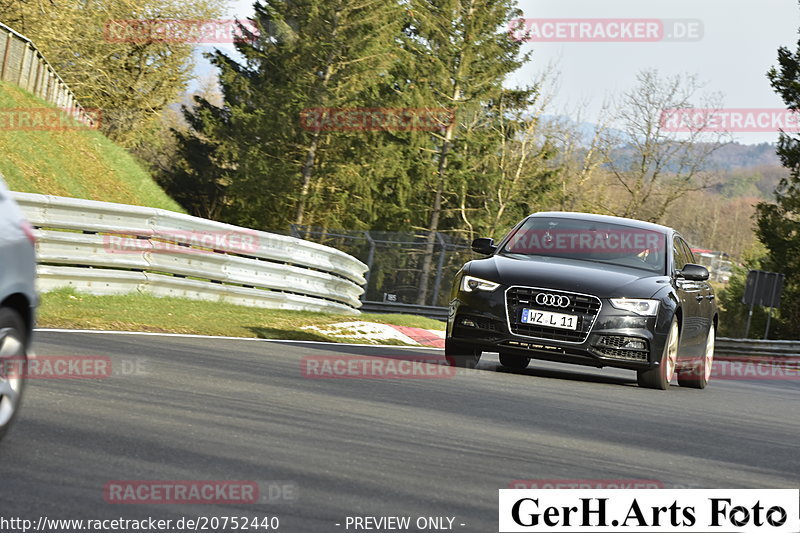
(446, 212, 717, 390)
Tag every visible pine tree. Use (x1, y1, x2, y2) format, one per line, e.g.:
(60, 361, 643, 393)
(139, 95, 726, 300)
(169, 0, 405, 230)
(756, 37, 800, 338)
(399, 0, 531, 304)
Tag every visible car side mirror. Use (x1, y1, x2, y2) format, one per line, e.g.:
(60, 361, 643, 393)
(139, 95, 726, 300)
(471, 237, 497, 255)
(678, 263, 710, 281)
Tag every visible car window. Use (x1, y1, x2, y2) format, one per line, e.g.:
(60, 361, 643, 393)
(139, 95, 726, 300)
(672, 238, 689, 271)
(680, 239, 696, 264)
(501, 216, 667, 273)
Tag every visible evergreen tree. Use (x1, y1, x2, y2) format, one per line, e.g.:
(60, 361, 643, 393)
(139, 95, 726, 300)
(755, 35, 800, 338)
(399, 0, 531, 304)
(168, 0, 405, 231)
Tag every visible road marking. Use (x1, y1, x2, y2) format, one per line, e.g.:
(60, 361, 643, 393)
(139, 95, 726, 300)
(34, 328, 444, 350)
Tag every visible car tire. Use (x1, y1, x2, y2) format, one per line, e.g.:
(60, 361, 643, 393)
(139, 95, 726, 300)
(637, 317, 679, 390)
(498, 352, 531, 370)
(678, 324, 715, 389)
(445, 339, 481, 368)
(0, 307, 28, 442)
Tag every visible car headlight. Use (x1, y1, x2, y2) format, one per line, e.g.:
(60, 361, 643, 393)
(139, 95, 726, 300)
(461, 275, 500, 293)
(609, 298, 660, 316)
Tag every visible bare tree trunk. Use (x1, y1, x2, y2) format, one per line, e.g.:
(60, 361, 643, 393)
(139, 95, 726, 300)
(294, 6, 342, 226)
(416, 122, 454, 305)
(415, 0, 476, 305)
(295, 128, 322, 226)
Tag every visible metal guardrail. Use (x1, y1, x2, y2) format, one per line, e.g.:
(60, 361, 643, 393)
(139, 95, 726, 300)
(360, 301, 449, 321)
(0, 22, 96, 127)
(715, 338, 800, 358)
(12, 192, 368, 315)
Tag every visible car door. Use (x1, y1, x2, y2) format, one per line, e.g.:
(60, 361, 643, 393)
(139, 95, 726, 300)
(681, 240, 715, 338)
(671, 236, 702, 358)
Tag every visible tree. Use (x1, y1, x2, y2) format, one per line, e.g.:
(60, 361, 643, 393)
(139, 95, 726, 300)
(601, 70, 731, 222)
(717, 245, 770, 339)
(753, 35, 800, 339)
(545, 102, 614, 213)
(400, 0, 531, 304)
(169, 0, 406, 231)
(455, 87, 558, 241)
(1, 0, 225, 151)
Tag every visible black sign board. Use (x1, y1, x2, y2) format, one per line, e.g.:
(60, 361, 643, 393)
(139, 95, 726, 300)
(742, 270, 784, 308)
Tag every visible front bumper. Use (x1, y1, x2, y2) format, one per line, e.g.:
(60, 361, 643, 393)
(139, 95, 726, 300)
(448, 285, 670, 370)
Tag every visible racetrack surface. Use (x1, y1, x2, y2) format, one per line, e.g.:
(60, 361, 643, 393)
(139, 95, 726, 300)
(1, 330, 798, 531)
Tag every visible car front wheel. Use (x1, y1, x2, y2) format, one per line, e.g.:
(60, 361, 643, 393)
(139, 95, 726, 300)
(0, 308, 28, 442)
(445, 339, 481, 368)
(637, 317, 679, 390)
(499, 352, 531, 370)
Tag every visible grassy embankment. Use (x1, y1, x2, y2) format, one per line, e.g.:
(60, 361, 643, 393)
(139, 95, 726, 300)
(1, 81, 440, 341)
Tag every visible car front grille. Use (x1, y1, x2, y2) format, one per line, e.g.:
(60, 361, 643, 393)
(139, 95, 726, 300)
(592, 335, 650, 361)
(505, 286, 601, 343)
(594, 346, 649, 361)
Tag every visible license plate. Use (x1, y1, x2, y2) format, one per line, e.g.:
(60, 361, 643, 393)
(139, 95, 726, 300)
(520, 308, 578, 330)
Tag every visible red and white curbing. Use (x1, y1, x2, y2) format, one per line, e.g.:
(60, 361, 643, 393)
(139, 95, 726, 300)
(301, 321, 445, 348)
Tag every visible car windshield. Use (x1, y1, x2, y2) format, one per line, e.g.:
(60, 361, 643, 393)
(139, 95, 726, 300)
(501, 216, 667, 273)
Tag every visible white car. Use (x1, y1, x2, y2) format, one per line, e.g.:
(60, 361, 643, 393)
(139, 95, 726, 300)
(0, 175, 37, 441)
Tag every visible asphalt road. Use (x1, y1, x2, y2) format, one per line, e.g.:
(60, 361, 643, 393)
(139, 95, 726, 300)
(1, 330, 798, 532)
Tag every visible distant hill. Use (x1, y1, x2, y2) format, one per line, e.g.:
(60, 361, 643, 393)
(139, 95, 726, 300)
(0, 82, 182, 211)
(545, 116, 786, 172)
(604, 140, 787, 199)
(705, 142, 781, 171)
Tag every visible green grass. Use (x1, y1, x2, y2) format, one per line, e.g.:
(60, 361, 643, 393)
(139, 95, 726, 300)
(0, 82, 182, 212)
(38, 288, 444, 344)
(0, 85, 438, 342)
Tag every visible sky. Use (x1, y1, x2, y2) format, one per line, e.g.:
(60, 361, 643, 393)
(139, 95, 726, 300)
(196, 0, 800, 145)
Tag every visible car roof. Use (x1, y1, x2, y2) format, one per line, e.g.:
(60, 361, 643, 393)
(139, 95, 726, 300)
(528, 211, 673, 235)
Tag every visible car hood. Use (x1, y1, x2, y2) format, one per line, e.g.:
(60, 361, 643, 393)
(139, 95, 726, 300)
(467, 254, 668, 299)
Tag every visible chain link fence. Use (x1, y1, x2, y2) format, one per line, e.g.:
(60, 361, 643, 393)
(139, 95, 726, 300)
(290, 226, 474, 307)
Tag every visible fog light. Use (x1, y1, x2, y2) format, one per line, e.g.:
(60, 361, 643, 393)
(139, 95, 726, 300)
(460, 318, 477, 328)
(623, 339, 646, 350)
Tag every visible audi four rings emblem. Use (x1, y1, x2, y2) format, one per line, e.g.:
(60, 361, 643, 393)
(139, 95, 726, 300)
(535, 293, 571, 308)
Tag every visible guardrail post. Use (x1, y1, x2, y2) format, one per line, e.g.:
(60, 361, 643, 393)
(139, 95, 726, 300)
(18, 43, 28, 85)
(764, 276, 779, 339)
(1, 31, 12, 81)
(430, 232, 447, 307)
(362, 231, 375, 302)
(744, 274, 759, 338)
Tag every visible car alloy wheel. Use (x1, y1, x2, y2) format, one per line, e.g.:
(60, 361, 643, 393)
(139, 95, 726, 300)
(0, 308, 27, 440)
(637, 317, 678, 390)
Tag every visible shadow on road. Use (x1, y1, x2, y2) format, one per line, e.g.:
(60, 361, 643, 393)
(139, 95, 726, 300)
(479, 361, 638, 387)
